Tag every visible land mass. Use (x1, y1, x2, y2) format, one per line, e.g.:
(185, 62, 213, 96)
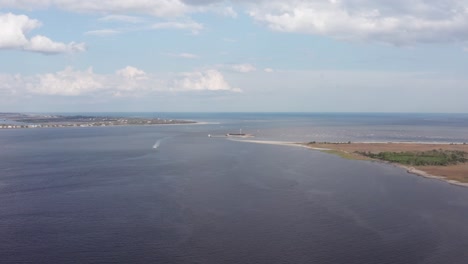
(230, 139, 468, 186)
(305, 142, 468, 185)
(0, 112, 195, 129)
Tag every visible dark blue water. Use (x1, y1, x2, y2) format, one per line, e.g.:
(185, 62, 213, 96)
(1, 113, 468, 263)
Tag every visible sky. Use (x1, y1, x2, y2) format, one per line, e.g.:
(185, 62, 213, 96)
(1, 0, 468, 113)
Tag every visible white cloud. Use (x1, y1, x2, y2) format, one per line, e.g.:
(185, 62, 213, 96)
(213, 5, 238, 18)
(0, 66, 240, 97)
(32, 66, 154, 96)
(0, 0, 191, 18)
(173, 69, 241, 92)
(116, 66, 147, 79)
(25, 35, 86, 54)
(33, 67, 104, 96)
(114, 66, 152, 93)
(0, 0, 240, 18)
(0, 73, 24, 96)
(85, 29, 120, 36)
(0, 66, 149, 96)
(0, 0, 51, 9)
(5, 1, 468, 46)
(152, 20, 203, 34)
(264, 68, 274, 73)
(3, 67, 468, 112)
(167, 52, 200, 59)
(223, 6, 237, 18)
(98, 15, 144, 23)
(247, 0, 468, 45)
(0, 12, 39, 48)
(0, 13, 85, 54)
(230, 64, 257, 73)
(218, 63, 257, 73)
(0, 0, 234, 19)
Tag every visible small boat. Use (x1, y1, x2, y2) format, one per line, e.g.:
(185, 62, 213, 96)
(227, 128, 244, 136)
(226, 129, 253, 138)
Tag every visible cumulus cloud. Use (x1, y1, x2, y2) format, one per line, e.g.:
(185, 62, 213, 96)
(173, 69, 241, 92)
(0, 13, 85, 54)
(4, 1, 467, 46)
(25, 35, 86, 54)
(0, 12, 39, 48)
(0, 66, 240, 96)
(31, 66, 155, 96)
(264, 68, 274, 73)
(33, 67, 104, 96)
(247, 0, 468, 45)
(113, 66, 152, 93)
(0, 66, 149, 96)
(152, 20, 203, 34)
(116, 66, 148, 79)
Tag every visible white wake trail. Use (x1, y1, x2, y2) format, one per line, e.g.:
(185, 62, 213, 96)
(153, 140, 161, 149)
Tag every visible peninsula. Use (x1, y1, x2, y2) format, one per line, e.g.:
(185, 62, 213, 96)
(305, 142, 468, 185)
(0, 112, 196, 129)
(230, 138, 468, 186)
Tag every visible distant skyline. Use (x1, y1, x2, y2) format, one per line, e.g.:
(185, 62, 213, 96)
(1, 0, 468, 113)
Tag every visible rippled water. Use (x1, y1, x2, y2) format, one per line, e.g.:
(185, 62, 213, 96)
(1, 113, 468, 263)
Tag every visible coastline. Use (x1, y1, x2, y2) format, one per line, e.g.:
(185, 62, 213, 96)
(401, 165, 468, 188)
(0, 122, 200, 130)
(0, 112, 201, 129)
(231, 139, 468, 188)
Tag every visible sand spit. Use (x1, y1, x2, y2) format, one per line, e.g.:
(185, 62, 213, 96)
(229, 139, 331, 150)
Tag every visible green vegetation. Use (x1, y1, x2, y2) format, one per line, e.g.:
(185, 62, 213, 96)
(322, 150, 368, 160)
(357, 150, 468, 166)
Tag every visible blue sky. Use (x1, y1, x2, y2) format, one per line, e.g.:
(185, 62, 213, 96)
(1, 0, 468, 112)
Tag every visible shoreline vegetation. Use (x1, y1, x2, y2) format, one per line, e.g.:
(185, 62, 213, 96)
(0, 113, 196, 129)
(231, 139, 468, 187)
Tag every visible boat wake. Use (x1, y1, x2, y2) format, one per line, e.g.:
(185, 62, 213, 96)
(153, 140, 161, 149)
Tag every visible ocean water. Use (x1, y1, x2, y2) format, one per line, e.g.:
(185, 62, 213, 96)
(1, 113, 468, 263)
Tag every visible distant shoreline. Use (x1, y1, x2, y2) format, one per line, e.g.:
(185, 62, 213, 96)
(231, 139, 468, 188)
(0, 112, 197, 129)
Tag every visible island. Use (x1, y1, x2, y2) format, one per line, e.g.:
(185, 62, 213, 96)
(0, 112, 196, 129)
(305, 141, 468, 185)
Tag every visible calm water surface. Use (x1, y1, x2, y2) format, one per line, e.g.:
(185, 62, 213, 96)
(1, 113, 468, 263)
